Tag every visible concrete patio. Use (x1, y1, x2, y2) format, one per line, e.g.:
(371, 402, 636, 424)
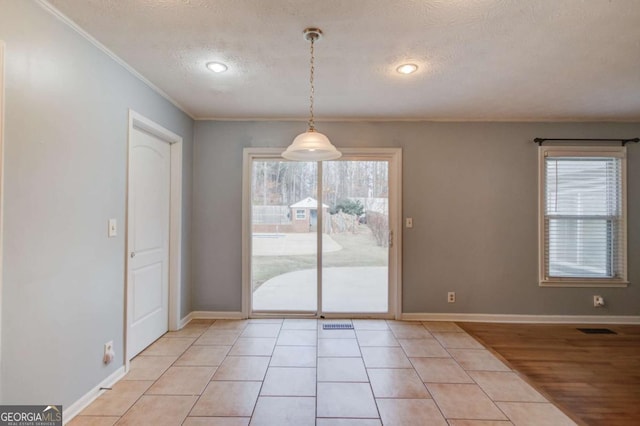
(252, 266, 388, 312)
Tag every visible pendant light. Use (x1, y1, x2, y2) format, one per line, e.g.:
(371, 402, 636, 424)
(282, 28, 341, 161)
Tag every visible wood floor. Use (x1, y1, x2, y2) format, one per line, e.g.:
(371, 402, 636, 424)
(460, 322, 640, 426)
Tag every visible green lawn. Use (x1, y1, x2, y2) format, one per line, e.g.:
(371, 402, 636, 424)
(251, 225, 388, 290)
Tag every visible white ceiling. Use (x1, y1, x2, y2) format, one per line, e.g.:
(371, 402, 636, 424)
(45, 0, 640, 121)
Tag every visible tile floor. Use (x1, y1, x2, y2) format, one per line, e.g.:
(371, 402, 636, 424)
(69, 319, 577, 426)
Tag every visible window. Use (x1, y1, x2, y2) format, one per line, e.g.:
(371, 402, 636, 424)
(295, 209, 306, 220)
(539, 146, 627, 286)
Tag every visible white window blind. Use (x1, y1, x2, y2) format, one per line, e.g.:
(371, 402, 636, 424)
(542, 149, 626, 283)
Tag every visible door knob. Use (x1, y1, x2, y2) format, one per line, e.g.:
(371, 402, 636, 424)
(130, 252, 136, 258)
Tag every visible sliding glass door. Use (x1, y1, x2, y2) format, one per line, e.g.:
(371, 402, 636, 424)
(245, 149, 400, 317)
(250, 160, 318, 312)
(321, 160, 389, 313)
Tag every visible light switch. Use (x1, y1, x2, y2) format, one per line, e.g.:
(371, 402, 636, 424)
(108, 219, 117, 237)
(406, 217, 413, 228)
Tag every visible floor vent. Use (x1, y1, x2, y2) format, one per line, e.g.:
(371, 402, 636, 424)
(322, 323, 354, 330)
(577, 328, 617, 335)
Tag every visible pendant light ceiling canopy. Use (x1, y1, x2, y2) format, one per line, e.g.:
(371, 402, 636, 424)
(282, 28, 341, 161)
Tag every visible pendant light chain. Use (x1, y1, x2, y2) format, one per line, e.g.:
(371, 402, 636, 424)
(309, 35, 315, 131)
(281, 27, 341, 161)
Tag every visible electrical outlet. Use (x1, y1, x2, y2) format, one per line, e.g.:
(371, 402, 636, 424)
(103, 341, 115, 364)
(448, 292, 456, 303)
(406, 217, 413, 228)
(593, 295, 605, 307)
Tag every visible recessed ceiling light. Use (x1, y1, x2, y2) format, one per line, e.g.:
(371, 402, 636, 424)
(396, 63, 418, 75)
(206, 62, 228, 73)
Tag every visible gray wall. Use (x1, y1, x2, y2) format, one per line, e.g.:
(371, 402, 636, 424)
(0, 1, 193, 406)
(193, 121, 639, 316)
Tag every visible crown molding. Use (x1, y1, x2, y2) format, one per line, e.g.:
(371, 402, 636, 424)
(35, 0, 194, 120)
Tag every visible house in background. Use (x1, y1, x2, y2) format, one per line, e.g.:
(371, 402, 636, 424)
(290, 197, 329, 232)
(251, 197, 329, 233)
(0, 0, 638, 421)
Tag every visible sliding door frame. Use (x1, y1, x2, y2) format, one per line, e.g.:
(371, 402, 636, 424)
(242, 147, 402, 319)
(0, 41, 5, 385)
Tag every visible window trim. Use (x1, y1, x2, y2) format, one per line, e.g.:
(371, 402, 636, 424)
(295, 209, 306, 220)
(538, 145, 629, 288)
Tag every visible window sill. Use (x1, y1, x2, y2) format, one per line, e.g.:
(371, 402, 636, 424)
(540, 280, 629, 288)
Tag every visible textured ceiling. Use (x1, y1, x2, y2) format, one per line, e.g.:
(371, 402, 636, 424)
(45, 0, 640, 121)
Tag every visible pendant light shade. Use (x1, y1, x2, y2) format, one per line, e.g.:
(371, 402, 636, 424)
(282, 129, 341, 161)
(283, 28, 341, 162)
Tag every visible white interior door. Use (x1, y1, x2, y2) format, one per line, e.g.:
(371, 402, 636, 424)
(127, 127, 171, 359)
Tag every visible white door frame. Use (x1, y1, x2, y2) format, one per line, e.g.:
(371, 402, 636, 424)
(125, 110, 182, 366)
(0, 41, 5, 391)
(242, 147, 403, 319)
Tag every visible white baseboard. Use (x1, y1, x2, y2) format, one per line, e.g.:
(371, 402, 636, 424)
(179, 311, 246, 328)
(183, 311, 640, 325)
(63, 366, 126, 424)
(178, 312, 195, 329)
(189, 311, 245, 320)
(401, 313, 640, 324)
